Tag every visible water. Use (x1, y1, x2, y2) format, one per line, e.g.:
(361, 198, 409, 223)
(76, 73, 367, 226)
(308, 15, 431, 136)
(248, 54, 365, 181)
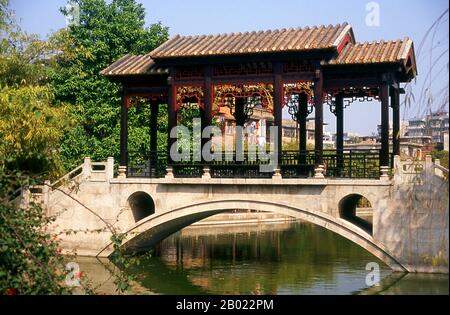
(77, 221, 449, 295)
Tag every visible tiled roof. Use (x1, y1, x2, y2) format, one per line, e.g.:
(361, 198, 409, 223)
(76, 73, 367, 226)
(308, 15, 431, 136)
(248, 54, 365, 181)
(100, 24, 417, 80)
(328, 38, 414, 66)
(100, 54, 167, 76)
(149, 23, 354, 59)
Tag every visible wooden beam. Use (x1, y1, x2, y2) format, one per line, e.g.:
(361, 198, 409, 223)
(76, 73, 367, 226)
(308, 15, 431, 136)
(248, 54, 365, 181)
(276, 72, 315, 82)
(152, 50, 335, 67)
(173, 73, 315, 86)
(211, 76, 273, 85)
(172, 79, 204, 86)
(323, 77, 381, 89)
(125, 86, 168, 96)
(108, 75, 168, 86)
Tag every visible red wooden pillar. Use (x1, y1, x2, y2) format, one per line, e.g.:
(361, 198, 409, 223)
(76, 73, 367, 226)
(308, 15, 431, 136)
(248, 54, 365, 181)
(150, 101, 159, 169)
(391, 87, 400, 157)
(273, 62, 283, 157)
(298, 93, 308, 152)
(314, 68, 324, 166)
(202, 66, 213, 159)
(235, 98, 246, 127)
(167, 71, 177, 164)
(298, 93, 308, 166)
(380, 81, 390, 167)
(120, 89, 129, 169)
(335, 94, 344, 173)
(150, 101, 159, 153)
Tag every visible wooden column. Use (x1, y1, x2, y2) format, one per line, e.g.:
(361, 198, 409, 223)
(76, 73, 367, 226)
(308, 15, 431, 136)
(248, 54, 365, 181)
(335, 94, 344, 174)
(298, 93, 308, 152)
(202, 66, 213, 159)
(167, 75, 177, 164)
(380, 82, 390, 167)
(273, 62, 283, 156)
(298, 93, 308, 165)
(391, 87, 400, 157)
(313, 68, 324, 166)
(150, 102, 159, 153)
(235, 98, 245, 127)
(234, 97, 245, 169)
(120, 91, 129, 169)
(150, 101, 159, 171)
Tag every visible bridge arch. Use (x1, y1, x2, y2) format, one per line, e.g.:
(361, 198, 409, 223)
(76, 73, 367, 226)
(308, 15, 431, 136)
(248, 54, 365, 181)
(338, 194, 373, 235)
(128, 191, 155, 222)
(99, 199, 406, 272)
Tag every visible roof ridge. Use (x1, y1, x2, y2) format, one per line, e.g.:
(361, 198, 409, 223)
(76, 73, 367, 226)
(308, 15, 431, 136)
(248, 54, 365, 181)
(352, 38, 408, 46)
(169, 23, 348, 39)
(327, 37, 416, 73)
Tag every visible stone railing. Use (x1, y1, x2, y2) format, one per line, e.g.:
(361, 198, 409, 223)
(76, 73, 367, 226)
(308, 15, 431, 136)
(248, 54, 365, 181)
(393, 155, 448, 185)
(82, 157, 115, 182)
(50, 157, 115, 190)
(28, 157, 115, 214)
(433, 159, 449, 178)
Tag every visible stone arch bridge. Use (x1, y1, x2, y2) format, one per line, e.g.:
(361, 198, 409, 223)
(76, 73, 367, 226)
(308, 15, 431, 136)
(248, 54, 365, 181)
(26, 156, 449, 274)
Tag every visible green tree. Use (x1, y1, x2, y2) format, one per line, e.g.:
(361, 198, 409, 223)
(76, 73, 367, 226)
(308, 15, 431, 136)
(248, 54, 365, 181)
(0, 171, 71, 295)
(0, 0, 70, 177)
(432, 150, 449, 169)
(0, 1, 148, 295)
(52, 0, 169, 170)
(0, 1, 73, 294)
(0, 85, 71, 176)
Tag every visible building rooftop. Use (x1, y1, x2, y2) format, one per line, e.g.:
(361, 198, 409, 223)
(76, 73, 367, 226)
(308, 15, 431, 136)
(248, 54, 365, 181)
(101, 22, 417, 80)
(149, 23, 354, 59)
(327, 39, 415, 70)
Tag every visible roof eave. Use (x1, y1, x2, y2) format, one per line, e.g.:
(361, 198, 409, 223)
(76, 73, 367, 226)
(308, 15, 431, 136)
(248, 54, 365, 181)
(150, 47, 339, 63)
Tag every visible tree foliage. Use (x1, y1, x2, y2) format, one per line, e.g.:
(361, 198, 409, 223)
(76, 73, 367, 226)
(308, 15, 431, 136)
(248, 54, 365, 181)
(432, 150, 449, 169)
(52, 0, 169, 169)
(1, 0, 170, 294)
(0, 170, 70, 295)
(0, 85, 71, 176)
(0, 1, 72, 294)
(0, 1, 70, 177)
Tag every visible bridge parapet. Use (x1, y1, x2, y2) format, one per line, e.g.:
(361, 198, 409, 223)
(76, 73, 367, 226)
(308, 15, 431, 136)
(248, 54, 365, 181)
(376, 155, 449, 273)
(393, 155, 449, 185)
(18, 155, 449, 274)
(50, 157, 115, 190)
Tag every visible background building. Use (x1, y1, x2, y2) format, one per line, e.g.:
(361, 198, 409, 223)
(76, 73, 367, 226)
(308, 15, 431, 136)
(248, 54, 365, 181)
(403, 111, 449, 149)
(444, 131, 449, 151)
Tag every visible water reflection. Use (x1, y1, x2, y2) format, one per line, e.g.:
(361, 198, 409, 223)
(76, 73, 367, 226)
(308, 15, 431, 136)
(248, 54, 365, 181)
(149, 221, 390, 295)
(76, 221, 448, 295)
(358, 273, 449, 295)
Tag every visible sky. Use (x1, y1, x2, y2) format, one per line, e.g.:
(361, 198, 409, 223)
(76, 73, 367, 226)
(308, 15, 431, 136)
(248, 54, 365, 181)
(9, 0, 449, 135)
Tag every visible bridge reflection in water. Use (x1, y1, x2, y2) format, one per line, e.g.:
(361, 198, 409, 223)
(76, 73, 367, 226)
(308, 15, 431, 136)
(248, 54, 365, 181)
(76, 221, 448, 295)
